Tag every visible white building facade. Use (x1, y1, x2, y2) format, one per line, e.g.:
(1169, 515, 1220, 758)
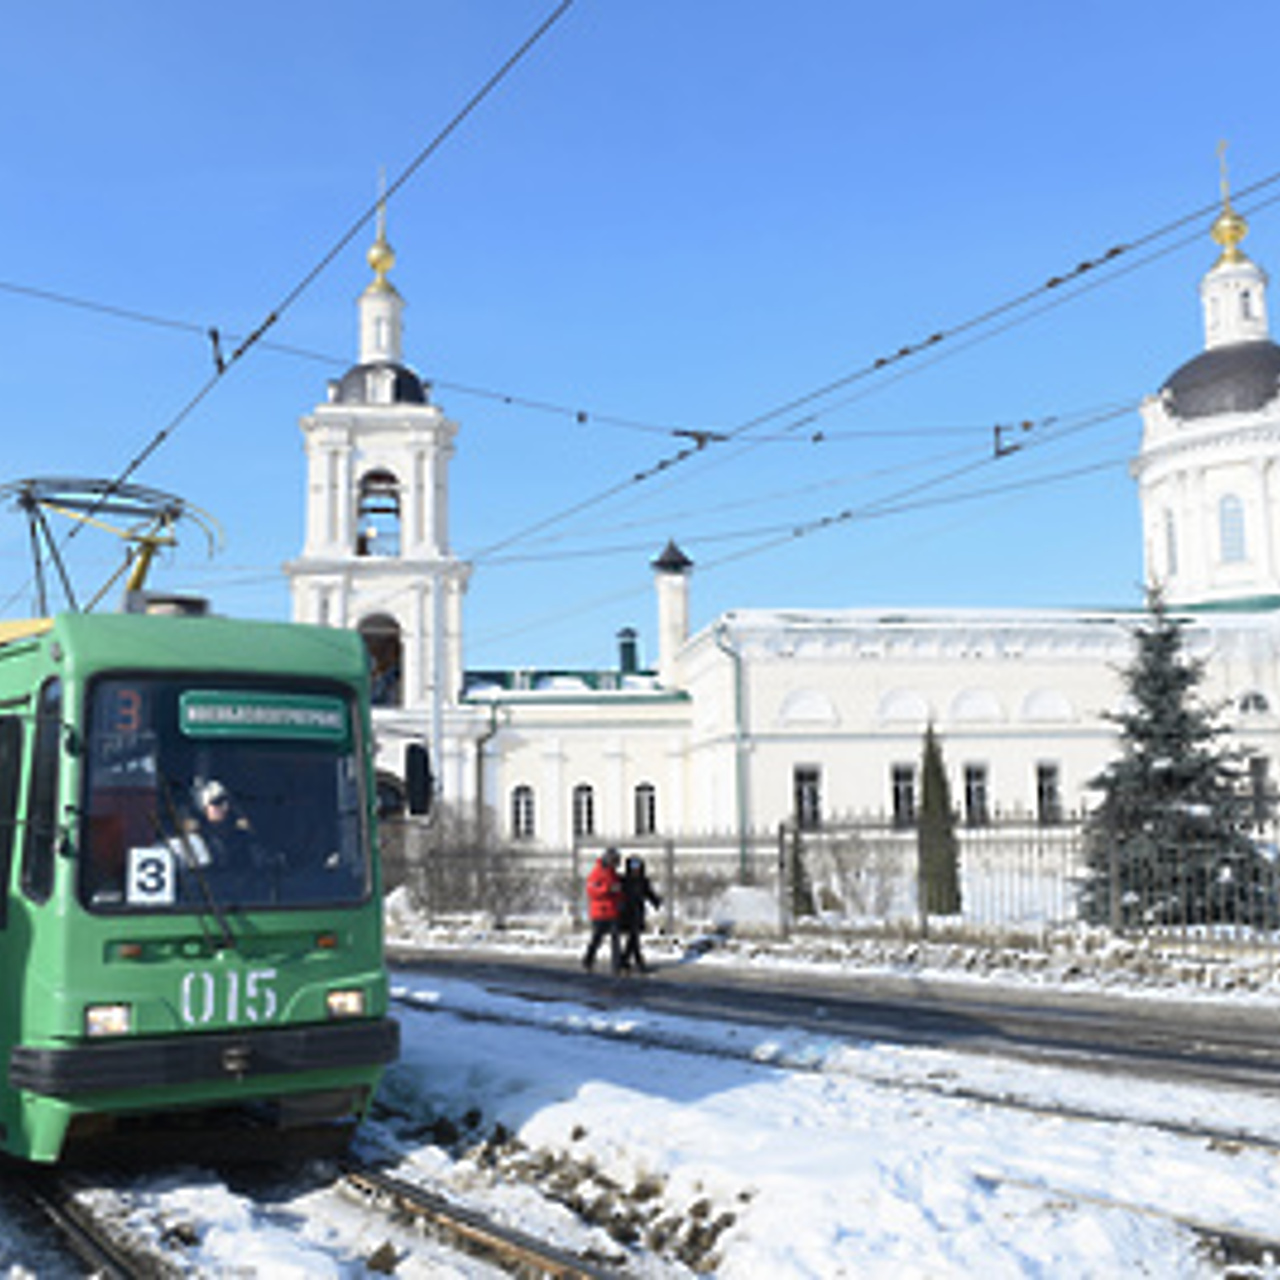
(290, 189, 1280, 848)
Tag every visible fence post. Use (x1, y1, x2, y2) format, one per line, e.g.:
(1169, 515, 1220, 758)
(916, 828, 928, 940)
(777, 821, 791, 939)
(664, 838, 676, 935)
(570, 840, 582, 929)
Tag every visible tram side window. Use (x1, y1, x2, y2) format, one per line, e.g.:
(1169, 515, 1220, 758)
(21, 680, 61, 903)
(0, 717, 21, 926)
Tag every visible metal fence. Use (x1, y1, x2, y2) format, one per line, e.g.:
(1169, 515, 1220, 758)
(379, 813, 1280, 967)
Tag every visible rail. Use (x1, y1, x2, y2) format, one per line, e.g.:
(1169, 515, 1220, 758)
(340, 1159, 623, 1278)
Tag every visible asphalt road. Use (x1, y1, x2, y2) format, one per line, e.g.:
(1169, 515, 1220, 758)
(389, 944, 1280, 1092)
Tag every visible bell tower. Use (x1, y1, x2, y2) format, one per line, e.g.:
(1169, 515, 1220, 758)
(285, 202, 472, 798)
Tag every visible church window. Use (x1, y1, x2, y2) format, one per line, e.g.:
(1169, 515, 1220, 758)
(891, 764, 916, 829)
(1036, 762, 1062, 826)
(356, 469, 402, 557)
(1242, 289, 1254, 321)
(512, 785, 536, 839)
(963, 764, 989, 827)
(572, 783, 595, 838)
(1219, 494, 1246, 563)
(634, 782, 657, 836)
(793, 766, 822, 831)
(1163, 509, 1178, 576)
(359, 614, 403, 708)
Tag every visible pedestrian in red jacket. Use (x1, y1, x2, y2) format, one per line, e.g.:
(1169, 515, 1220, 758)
(582, 847, 622, 974)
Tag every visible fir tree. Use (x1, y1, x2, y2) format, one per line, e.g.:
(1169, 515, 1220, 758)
(917, 724, 962, 916)
(1082, 591, 1276, 928)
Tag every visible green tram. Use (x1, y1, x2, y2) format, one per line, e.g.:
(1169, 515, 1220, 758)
(0, 608, 400, 1162)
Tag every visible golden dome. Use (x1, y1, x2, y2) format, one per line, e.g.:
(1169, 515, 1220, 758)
(366, 195, 396, 289)
(1212, 202, 1249, 264)
(1212, 141, 1250, 265)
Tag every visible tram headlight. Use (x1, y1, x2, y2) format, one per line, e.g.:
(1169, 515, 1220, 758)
(85, 1003, 132, 1037)
(326, 988, 365, 1019)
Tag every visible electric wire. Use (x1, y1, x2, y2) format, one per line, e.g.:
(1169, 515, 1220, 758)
(467, 411, 1133, 651)
(4, 183, 1277, 578)
(0, 0, 577, 615)
(108, 0, 577, 494)
(468, 176, 1280, 562)
(484, 402, 1133, 560)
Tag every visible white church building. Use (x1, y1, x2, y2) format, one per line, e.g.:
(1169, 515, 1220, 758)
(286, 186, 1280, 848)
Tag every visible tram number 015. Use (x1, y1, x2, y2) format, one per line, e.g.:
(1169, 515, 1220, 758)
(180, 969, 278, 1026)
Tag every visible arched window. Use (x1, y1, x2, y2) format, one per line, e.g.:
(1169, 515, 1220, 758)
(356, 469, 401, 557)
(1239, 691, 1271, 716)
(359, 614, 403, 707)
(1220, 494, 1246, 564)
(572, 784, 595, 838)
(512, 785, 536, 839)
(634, 782, 657, 836)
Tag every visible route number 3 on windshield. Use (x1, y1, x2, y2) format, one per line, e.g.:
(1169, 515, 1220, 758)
(127, 845, 175, 906)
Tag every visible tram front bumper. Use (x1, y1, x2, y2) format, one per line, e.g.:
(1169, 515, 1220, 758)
(9, 1017, 400, 1097)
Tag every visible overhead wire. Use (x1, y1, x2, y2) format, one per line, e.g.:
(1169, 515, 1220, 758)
(468, 172, 1280, 562)
(6, 182, 1278, 572)
(0, 0, 577, 616)
(106, 0, 577, 495)
(0, 278, 717, 443)
(4, 93, 1274, 628)
(467, 405, 1133, 651)
(489, 401, 1131, 558)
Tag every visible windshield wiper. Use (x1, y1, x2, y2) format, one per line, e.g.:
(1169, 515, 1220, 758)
(156, 776, 237, 952)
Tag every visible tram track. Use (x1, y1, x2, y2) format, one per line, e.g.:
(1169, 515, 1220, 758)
(393, 949, 1280, 1093)
(22, 1169, 183, 1278)
(382, 984, 1280, 1272)
(338, 1159, 625, 1278)
(15, 1157, 634, 1279)
(389, 980, 1280, 1160)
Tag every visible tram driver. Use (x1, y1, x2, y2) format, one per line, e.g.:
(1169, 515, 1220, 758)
(188, 778, 260, 875)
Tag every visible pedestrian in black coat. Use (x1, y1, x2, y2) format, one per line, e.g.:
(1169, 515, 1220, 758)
(619, 855, 662, 973)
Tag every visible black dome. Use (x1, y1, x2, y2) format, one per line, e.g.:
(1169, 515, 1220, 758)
(1162, 340, 1280, 421)
(334, 361, 427, 405)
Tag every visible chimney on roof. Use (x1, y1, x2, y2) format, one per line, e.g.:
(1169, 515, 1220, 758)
(652, 540, 693, 689)
(618, 626, 639, 675)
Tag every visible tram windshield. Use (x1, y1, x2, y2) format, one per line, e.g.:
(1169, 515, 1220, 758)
(80, 677, 370, 912)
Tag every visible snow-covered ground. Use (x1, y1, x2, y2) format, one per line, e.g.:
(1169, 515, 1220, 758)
(4, 893, 1280, 1277)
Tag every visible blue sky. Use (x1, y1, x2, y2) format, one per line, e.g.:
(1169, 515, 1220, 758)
(2, 1, 1279, 670)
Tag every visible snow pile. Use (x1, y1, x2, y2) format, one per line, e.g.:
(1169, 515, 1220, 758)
(371, 971, 1280, 1277)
